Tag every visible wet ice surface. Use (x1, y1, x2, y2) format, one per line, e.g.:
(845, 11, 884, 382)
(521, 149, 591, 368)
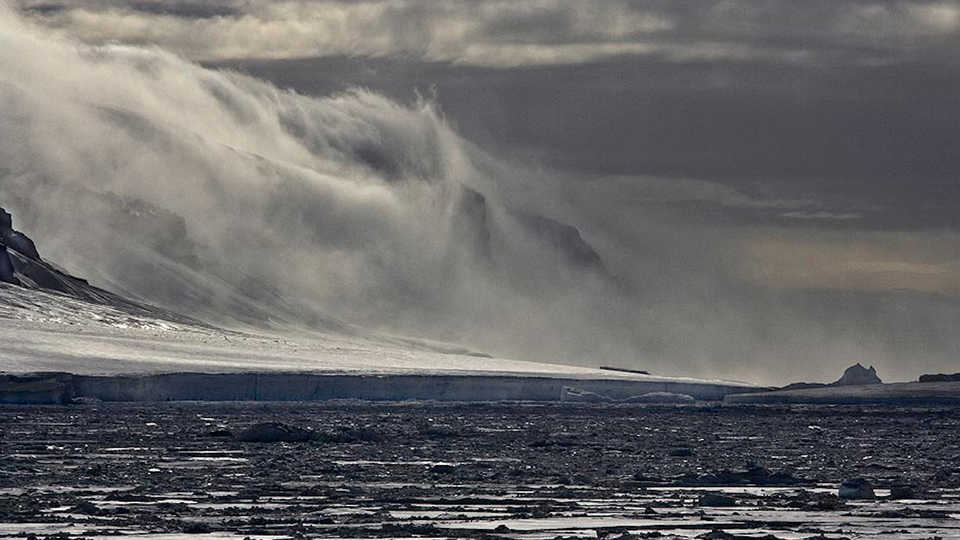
(1, 403, 959, 539)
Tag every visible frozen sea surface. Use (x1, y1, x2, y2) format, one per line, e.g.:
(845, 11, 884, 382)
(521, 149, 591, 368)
(1, 403, 958, 539)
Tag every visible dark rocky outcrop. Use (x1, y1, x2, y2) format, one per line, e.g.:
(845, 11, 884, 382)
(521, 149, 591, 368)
(698, 493, 737, 507)
(839, 478, 875, 499)
(2, 229, 40, 261)
(453, 186, 491, 259)
(0, 243, 17, 285)
(777, 363, 882, 391)
(97, 192, 197, 264)
(0, 207, 23, 285)
(919, 372, 960, 383)
(0, 204, 203, 327)
(1, 204, 50, 287)
(515, 212, 605, 272)
(0, 206, 40, 261)
(452, 188, 607, 275)
(833, 363, 882, 386)
(889, 484, 920, 499)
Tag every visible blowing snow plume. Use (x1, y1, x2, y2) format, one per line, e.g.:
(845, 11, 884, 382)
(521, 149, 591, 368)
(0, 5, 645, 370)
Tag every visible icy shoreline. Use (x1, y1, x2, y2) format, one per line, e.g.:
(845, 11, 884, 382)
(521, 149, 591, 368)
(725, 380, 960, 405)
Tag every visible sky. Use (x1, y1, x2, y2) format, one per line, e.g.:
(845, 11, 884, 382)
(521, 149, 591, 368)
(5, 0, 960, 383)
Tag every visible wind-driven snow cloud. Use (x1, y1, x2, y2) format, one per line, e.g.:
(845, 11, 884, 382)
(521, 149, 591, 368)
(5, 2, 960, 384)
(0, 4, 658, 377)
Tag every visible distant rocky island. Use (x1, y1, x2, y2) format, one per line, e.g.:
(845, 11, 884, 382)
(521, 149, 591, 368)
(919, 372, 960, 383)
(778, 362, 882, 391)
(727, 363, 960, 405)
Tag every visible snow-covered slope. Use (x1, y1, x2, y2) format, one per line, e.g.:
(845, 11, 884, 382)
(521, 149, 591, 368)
(0, 282, 744, 383)
(1, 196, 757, 402)
(0, 281, 758, 403)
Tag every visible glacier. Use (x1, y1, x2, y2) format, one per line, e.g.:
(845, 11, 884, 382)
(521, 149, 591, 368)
(0, 283, 757, 403)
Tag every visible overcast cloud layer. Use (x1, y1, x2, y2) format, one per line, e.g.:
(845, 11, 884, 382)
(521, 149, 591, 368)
(17, 0, 960, 66)
(5, 1, 960, 384)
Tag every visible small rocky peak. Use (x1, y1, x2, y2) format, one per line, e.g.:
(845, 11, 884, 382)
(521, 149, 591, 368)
(833, 363, 882, 386)
(0, 206, 11, 230)
(1, 205, 45, 286)
(0, 207, 18, 285)
(0, 205, 41, 261)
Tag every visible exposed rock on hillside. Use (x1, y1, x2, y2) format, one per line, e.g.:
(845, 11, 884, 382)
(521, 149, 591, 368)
(0, 204, 204, 327)
(1, 206, 40, 261)
(0, 243, 16, 285)
(453, 186, 491, 259)
(451, 187, 608, 275)
(515, 211, 606, 272)
(0, 207, 23, 285)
